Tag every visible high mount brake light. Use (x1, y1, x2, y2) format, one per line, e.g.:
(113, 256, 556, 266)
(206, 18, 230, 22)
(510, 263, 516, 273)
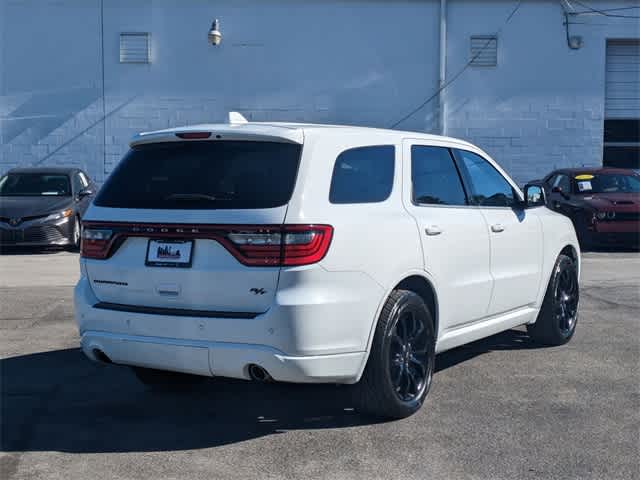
(175, 132, 212, 139)
(80, 223, 333, 266)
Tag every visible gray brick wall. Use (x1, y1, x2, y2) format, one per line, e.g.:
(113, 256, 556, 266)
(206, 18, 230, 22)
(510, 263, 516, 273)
(446, 96, 604, 185)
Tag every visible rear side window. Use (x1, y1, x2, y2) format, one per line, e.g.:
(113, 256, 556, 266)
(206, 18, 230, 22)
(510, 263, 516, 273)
(411, 146, 467, 205)
(95, 141, 302, 209)
(329, 146, 395, 204)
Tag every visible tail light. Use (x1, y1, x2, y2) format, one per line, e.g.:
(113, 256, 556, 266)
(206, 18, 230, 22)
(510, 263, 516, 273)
(226, 225, 333, 266)
(80, 227, 113, 259)
(80, 223, 332, 266)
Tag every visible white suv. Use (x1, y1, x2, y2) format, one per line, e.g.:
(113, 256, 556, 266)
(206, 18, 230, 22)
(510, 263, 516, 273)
(75, 116, 580, 418)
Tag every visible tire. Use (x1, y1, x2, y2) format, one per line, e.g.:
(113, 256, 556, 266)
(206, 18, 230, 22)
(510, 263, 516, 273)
(527, 254, 579, 346)
(132, 367, 205, 391)
(354, 289, 436, 419)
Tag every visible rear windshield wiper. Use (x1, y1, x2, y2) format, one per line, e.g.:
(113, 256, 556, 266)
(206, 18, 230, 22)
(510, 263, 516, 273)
(165, 193, 234, 202)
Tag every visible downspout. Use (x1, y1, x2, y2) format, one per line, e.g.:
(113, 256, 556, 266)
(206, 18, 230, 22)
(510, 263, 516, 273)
(100, 0, 106, 180)
(438, 0, 447, 135)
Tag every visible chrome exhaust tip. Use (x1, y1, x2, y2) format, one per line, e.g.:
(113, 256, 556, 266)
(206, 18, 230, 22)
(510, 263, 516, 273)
(92, 349, 112, 364)
(248, 364, 272, 382)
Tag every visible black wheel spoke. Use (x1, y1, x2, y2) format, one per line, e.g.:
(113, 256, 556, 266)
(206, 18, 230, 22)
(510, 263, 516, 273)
(408, 354, 426, 376)
(390, 333, 403, 348)
(389, 306, 432, 403)
(554, 265, 579, 336)
(406, 368, 418, 395)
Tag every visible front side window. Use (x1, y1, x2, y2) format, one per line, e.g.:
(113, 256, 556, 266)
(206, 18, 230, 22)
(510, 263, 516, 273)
(329, 145, 395, 204)
(72, 174, 84, 194)
(455, 150, 516, 207)
(552, 174, 571, 193)
(0, 173, 71, 197)
(411, 146, 467, 205)
(78, 172, 90, 188)
(95, 141, 302, 209)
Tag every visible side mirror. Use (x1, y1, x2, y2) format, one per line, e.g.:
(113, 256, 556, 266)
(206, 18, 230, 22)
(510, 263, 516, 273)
(524, 184, 546, 208)
(78, 188, 94, 199)
(551, 186, 569, 199)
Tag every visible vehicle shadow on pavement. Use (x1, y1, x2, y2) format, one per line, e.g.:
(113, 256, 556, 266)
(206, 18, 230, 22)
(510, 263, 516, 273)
(1, 329, 539, 453)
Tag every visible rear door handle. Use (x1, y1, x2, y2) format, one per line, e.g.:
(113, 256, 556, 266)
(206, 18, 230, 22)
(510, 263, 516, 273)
(425, 225, 443, 236)
(491, 224, 505, 233)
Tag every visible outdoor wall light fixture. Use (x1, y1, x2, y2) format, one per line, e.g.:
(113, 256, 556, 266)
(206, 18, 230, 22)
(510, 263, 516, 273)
(568, 35, 583, 50)
(208, 19, 222, 46)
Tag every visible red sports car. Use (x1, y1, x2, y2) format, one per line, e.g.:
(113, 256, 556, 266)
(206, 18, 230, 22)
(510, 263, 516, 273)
(540, 168, 640, 249)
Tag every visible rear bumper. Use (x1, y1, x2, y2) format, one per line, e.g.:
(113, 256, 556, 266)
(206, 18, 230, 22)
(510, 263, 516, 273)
(81, 330, 366, 383)
(74, 268, 383, 384)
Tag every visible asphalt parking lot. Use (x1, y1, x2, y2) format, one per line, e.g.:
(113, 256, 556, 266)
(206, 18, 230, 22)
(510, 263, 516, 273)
(1, 250, 639, 480)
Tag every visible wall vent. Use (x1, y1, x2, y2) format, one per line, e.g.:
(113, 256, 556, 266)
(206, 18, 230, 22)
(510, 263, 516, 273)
(119, 33, 151, 64)
(470, 35, 498, 67)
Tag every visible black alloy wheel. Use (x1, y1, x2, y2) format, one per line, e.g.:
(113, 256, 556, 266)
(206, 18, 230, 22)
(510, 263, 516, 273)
(354, 289, 436, 419)
(528, 254, 579, 345)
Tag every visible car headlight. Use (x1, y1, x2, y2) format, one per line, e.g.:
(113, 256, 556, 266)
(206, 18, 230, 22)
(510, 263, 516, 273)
(595, 212, 607, 220)
(45, 208, 73, 222)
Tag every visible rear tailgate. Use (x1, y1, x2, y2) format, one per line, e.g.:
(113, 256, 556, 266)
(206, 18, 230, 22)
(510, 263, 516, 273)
(83, 139, 302, 314)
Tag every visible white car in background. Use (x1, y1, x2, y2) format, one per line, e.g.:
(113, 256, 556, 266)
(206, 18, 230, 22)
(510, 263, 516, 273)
(74, 115, 580, 419)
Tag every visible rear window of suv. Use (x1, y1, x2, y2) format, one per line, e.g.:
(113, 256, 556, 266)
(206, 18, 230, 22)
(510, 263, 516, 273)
(94, 141, 302, 209)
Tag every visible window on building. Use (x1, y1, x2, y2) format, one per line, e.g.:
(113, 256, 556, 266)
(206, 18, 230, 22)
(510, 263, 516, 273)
(329, 146, 395, 204)
(470, 35, 498, 67)
(455, 150, 516, 207)
(411, 146, 467, 205)
(120, 33, 151, 64)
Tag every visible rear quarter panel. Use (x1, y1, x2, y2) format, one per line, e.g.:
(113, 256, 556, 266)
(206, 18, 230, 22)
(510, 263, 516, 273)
(285, 130, 423, 291)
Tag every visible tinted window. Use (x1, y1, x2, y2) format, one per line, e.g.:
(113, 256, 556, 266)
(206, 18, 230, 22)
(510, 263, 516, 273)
(78, 172, 90, 188)
(552, 174, 571, 193)
(456, 150, 516, 207)
(329, 146, 394, 204)
(411, 146, 467, 205)
(95, 141, 302, 209)
(0, 173, 71, 197)
(71, 173, 84, 194)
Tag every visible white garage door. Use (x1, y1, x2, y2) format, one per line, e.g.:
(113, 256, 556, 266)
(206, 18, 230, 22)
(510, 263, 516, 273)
(604, 40, 640, 169)
(605, 40, 640, 119)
